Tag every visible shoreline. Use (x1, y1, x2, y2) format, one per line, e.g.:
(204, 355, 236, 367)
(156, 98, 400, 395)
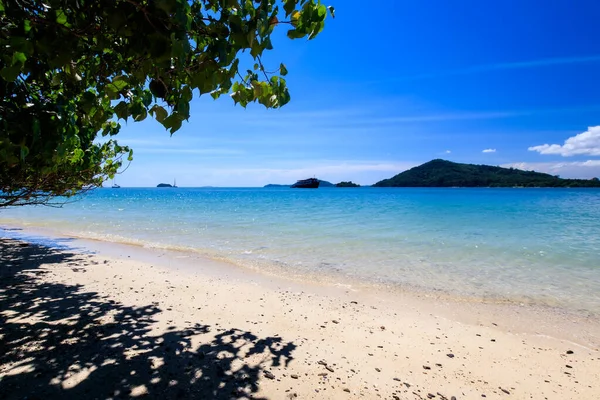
(2, 224, 600, 349)
(2, 222, 600, 318)
(1, 230, 600, 399)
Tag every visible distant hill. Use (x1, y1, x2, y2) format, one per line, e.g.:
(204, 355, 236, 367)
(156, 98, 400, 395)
(336, 181, 360, 187)
(264, 180, 334, 188)
(373, 159, 600, 188)
(157, 183, 173, 188)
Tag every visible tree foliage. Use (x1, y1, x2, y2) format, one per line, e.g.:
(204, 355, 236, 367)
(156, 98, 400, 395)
(0, 0, 333, 206)
(374, 159, 600, 188)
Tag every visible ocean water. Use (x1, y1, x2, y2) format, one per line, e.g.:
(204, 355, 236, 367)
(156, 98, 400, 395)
(1, 187, 600, 314)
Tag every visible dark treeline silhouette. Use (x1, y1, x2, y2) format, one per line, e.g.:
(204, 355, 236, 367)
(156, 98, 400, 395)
(335, 181, 360, 187)
(374, 159, 600, 187)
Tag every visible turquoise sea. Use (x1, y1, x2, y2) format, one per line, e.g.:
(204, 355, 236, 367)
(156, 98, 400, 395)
(1, 187, 600, 314)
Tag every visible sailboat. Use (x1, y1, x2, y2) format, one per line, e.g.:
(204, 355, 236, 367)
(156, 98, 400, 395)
(111, 179, 120, 189)
(173, 178, 178, 188)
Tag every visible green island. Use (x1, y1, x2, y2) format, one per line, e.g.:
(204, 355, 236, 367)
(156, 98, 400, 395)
(336, 181, 361, 187)
(374, 159, 600, 188)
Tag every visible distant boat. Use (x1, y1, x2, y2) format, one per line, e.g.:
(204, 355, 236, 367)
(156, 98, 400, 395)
(111, 179, 120, 189)
(291, 178, 320, 189)
(173, 179, 178, 188)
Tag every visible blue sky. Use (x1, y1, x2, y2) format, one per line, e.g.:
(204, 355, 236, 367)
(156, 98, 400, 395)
(112, 0, 600, 187)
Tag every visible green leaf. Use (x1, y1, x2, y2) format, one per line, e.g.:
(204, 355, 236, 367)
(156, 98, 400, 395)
(280, 63, 288, 76)
(56, 10, 68, 26)
(175, 100, 189, 118)
(252, 81, 264, 98)
(107, 75, 128, 93)
(317, 4, 327, 20)
(10, 36, 34, 55)
(181, 85, 193, 102)
(0, 1, 5, 12)
(149, 79, 167, 99)
(263, 37, 273, 50)
(114, 101, 129, 120)
(133, 107, 147, 122)
(327, 6, 335, 18)
(283, 0, 297, 16)
(128, 101, 147, 122)
(20, 145, 29, 161)
(80, 91, 97, 114)
(189, 72, 206, 92)
(70, 148, 84, 163)
(250, 41, 262, 58)
(287, 29, 305, 39)
(162, 113, 183, 134)
(0, 65, 22, 82)
(308, 21, 325, 40)
(12, 52, 26, 66)
(150, 105, 168, 123)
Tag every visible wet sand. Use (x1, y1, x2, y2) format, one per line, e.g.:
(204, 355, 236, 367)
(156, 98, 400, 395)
(0, 237, 599, 399)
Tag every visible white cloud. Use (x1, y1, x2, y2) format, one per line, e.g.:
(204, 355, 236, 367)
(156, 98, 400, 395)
(445, 150, 451, 154)
(482, 148, 496, 153)
(528, 126, 600, 156)
(501, 160, 600, 179)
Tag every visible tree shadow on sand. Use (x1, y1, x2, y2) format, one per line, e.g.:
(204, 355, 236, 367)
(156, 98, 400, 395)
(0, 239, 296, 399)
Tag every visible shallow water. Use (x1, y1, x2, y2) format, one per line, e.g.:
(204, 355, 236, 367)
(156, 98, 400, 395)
(1, 187, 599, 313)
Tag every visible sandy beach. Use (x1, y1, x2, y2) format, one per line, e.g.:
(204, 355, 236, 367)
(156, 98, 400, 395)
(1, 235, 599, 400)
